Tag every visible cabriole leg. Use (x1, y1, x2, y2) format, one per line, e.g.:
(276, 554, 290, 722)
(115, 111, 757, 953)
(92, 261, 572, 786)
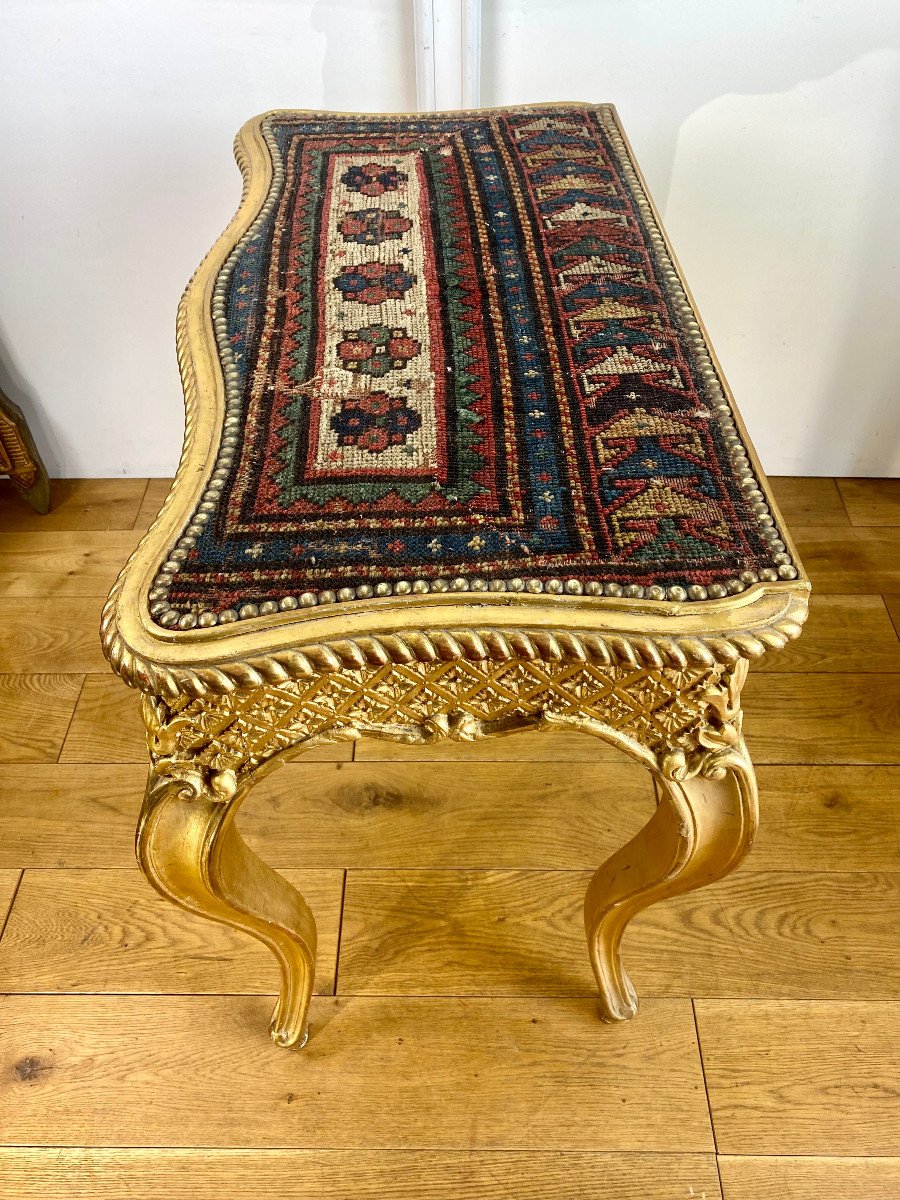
(583, 700, 758, 1022)
(136, 761, 317, 1048)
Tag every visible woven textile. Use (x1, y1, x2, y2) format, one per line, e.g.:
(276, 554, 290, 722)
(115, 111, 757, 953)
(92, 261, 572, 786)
(158, 105, 793, 622)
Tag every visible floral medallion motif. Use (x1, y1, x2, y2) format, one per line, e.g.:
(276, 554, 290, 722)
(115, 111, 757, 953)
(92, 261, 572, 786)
(333, 261, 416, 305)
(329, 391, 422, 454)
(339, 208, 413, 245)
(340, 162, 407, 197)
(337, 324, 420, 377)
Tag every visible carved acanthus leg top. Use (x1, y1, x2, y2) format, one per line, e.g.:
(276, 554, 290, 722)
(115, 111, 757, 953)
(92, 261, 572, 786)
(137, 762, 317, 1048)
(583, 664, 758, 1022)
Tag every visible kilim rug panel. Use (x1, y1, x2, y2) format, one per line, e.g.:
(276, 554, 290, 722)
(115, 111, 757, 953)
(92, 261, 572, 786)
(158, 104, 795, 622)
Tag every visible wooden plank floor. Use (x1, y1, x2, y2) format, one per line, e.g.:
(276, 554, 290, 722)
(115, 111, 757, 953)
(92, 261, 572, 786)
(0, 476, 898, 1200)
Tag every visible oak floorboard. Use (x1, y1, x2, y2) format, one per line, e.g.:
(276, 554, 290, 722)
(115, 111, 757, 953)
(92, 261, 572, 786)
(0, 530, 141, 597)
(338, 868, 900, 1000)
(837, 478, 900, 526)
(0, 1148, 723, 1199)
(58, 676, 145, 764)
(753, 593, 900, 673)
(884, 594, 900, 639)
(0, 478, 147, 532)
(695, 999, 900, 1155)
(132, 477, 173, 529)
(742, 673, 900, 764)
(0, 674, 83, 764)
(767, 476, 849, 527)
(752, 765, 900, 871)
(0, 597, 106, 673)
(0, 867, 343, 996)
(718, 1155, 900, 1198)
(0, 765, 145, 868)
(58, 675, 352, 763)
(0, 869, 21, 930)
(0, 994, 711, 1151)
(791, 526, 900, 593)
(242, 759, 651, 869)
(1, 762, 897, 872)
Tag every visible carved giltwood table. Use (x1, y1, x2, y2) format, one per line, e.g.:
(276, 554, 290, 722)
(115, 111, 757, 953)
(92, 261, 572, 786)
(102, 104, 808, 1049)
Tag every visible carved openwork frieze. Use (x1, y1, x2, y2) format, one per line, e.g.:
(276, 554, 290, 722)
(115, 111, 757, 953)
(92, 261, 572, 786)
(142, 655, 750, 792)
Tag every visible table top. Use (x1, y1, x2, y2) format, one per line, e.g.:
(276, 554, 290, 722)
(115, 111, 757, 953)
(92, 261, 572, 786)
(102, 104, 808, 697)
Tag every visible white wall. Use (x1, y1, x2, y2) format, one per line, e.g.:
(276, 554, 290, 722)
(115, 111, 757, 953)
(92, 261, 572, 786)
(482, 0, 900, 476)
(0, 0, 415, 477)
(1, 0, 898, 476)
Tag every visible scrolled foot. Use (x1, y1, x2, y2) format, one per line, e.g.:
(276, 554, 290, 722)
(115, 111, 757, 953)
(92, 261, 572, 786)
(271, 1018, 310, 1050)
(596, 971, 639, 1024)
(267, 940, 314, 1048)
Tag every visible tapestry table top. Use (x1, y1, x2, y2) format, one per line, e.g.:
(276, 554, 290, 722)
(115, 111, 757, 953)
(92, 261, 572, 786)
(150, 104, 797, 631)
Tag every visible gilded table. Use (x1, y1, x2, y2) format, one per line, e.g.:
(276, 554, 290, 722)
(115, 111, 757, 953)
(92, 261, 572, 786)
(102, 104, 809, 1049)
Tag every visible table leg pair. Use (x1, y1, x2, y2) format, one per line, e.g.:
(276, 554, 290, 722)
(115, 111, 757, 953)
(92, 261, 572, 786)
(135, 653, 757, 1048)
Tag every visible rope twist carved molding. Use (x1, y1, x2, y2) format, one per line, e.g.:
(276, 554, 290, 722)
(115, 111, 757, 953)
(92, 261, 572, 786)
(141, 655, 753, 798)
(102, 592, 807, 702)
